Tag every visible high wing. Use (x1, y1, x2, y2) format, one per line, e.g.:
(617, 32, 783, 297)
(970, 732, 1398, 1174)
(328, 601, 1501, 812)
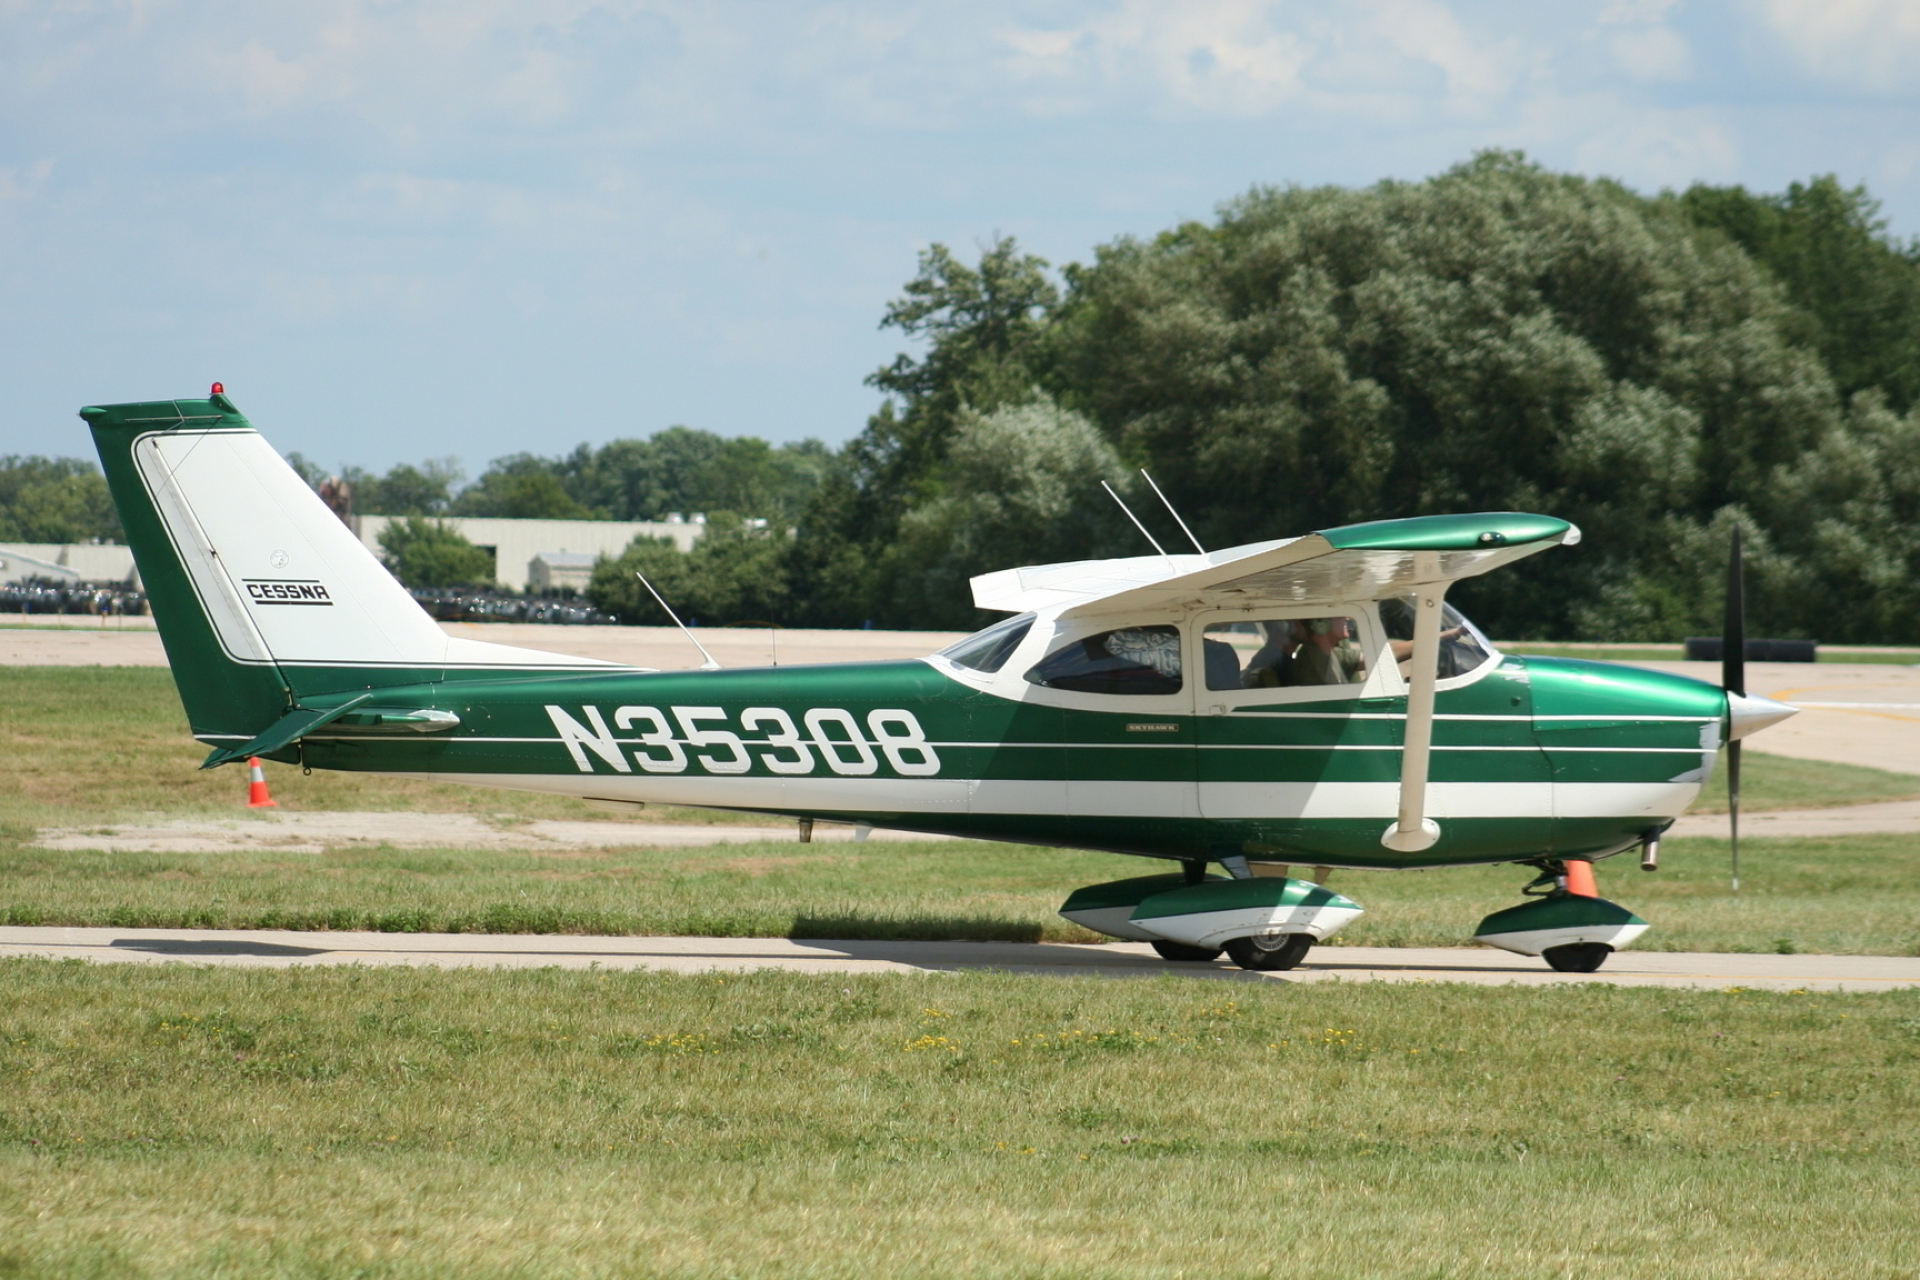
(975, 511, 1581, 857)
(971, 513, 1580, 618)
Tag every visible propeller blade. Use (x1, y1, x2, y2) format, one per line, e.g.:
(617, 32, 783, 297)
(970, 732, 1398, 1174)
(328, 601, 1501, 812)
(1723, 526, 1745, 894)
(1727, 738, 1741, 895)
(1723, 525, 1745, 698)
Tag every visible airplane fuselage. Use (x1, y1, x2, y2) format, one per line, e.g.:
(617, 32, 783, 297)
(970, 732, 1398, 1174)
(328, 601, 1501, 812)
(274, 651, 1726, 871)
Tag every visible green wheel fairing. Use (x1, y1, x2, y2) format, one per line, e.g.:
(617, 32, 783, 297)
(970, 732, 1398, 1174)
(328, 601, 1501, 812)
(1129, 876, 1366, 947)
(1058, 873, 1211, 941)
(1474, 893, 1650, 957)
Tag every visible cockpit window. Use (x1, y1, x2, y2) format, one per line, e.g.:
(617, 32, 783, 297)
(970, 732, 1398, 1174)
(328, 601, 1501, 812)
(1026, 624, 1183, 695)
(1378, 597, 1496, 679)
(938, 612, 1035, 674)
(1203, 617, 1367, 690)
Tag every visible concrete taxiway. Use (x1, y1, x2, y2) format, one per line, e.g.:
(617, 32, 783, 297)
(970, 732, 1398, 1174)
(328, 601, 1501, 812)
(3, 926, 1914, 992)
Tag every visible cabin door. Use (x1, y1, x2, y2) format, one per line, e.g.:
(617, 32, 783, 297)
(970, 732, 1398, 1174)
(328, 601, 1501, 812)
(1193, 609, 1392, 837)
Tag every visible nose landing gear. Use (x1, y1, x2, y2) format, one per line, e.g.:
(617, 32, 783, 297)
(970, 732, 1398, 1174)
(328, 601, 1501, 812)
(1473, 859, 1649, 972)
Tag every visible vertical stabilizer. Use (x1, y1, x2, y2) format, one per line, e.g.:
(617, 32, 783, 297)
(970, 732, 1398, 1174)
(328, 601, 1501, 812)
(82, 392, 612, 753)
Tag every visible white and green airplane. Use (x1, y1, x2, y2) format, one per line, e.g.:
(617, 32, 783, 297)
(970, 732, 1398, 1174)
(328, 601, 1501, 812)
(83, 389, 1797, 973)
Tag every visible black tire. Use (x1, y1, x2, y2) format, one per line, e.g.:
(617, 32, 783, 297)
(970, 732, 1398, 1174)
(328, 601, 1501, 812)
(1542, 943, 1613, 973)
(1151, 939, 1223, 962)
(1224, 933, 1314, 971)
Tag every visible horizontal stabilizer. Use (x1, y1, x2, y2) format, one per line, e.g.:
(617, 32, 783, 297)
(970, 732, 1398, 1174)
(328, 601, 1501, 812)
(200, 695, 374, 768)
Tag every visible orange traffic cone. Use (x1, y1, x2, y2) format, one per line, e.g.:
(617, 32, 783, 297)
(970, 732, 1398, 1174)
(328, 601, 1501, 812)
(1564, 859, 1598, 898)
(246, 757, 278, 808)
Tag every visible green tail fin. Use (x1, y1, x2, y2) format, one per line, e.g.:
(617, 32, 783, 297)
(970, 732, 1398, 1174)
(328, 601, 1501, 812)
(82, 392, 612, 764)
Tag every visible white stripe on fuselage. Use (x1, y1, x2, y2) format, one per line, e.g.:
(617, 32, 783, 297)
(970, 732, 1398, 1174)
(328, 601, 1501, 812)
(380, 772, 1699, 823)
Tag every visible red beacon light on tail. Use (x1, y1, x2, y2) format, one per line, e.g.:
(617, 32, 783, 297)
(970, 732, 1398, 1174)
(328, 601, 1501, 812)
(211, 382, 225, 395)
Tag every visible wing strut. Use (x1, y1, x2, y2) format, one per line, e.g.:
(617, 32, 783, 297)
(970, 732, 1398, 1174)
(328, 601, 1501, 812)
(1382, 568, 1445, 853)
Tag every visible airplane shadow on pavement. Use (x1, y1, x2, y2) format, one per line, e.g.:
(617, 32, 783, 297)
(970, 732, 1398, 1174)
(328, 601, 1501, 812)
(110, 938, 329, 958)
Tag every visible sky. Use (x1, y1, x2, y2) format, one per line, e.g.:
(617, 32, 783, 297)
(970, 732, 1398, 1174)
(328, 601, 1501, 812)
(5, 0, 1920, 475)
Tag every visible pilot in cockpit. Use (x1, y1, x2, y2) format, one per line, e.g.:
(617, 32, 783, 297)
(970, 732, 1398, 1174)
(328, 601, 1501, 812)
(1290, 617, 1367, 685)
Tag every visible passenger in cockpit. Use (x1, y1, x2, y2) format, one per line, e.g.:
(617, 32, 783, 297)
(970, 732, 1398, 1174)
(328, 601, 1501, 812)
(1240, 619, 1299, 688)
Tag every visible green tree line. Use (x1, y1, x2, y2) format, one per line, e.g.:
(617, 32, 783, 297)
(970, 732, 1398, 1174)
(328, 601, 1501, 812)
(791, 154, 1920, 641)
(0, 457, 120, 544)
(289, 428, 832, 526)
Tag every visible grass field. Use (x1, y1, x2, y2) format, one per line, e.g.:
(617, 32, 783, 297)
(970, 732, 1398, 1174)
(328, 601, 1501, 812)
(5, 667, 1920, 954)
(2, 832, 1916, 954)
(5, 669, 1918, 1276)
(1, 960, 1917, 1278)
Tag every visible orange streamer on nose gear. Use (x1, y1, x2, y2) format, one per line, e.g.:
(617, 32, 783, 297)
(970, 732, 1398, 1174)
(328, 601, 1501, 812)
(1564, 860, 1598, 898)
(246, 757, 278, 809)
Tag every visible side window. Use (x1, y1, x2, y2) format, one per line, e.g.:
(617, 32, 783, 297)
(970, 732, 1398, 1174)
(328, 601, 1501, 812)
(1027, 625, 1182, 696)
(1379, 597, 1495, 680)
(1203, 617, 1367, 691)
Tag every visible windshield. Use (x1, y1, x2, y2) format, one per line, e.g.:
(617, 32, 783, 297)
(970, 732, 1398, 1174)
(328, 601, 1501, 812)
(937, 612, 1035, 674)
(1377, 598, 1496, 680)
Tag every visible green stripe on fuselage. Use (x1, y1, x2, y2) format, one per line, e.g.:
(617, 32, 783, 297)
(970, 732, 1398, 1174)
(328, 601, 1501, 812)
(274, 653, 1724, 870)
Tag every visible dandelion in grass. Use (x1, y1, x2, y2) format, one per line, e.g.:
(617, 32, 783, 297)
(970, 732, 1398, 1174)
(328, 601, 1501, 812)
(904, 1035, 960, 1054)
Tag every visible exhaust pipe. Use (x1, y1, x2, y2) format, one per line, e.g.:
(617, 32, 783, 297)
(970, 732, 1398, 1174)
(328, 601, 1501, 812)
(1640, 828, 1661, 872)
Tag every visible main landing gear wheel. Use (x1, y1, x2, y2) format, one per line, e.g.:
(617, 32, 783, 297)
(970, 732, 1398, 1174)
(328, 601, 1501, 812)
(1543, 943, 1613, 973)
(1151, 939, 1224, 962)
(1224, 933, 1313, 972)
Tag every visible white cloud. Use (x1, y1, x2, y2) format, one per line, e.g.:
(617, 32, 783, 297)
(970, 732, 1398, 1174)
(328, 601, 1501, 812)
(1598, 0, 1681, 23)
(1605, 22, 1690, 81)
(1000, 0, 1527, 121)
(1368, 0, 1520, 109)
(1567, 105, 1739, 188)
(216, 39, 313, 114)
(1001, 1, 1314, 115)
(1760, 0, 1920, 96)
(0, 158, 54, 205)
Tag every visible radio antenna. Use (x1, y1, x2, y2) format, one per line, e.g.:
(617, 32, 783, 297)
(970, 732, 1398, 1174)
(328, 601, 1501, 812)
(1101, 481, 1174, 567)
(1140, 469, 1205, 554)
(635, 572, 721, 670)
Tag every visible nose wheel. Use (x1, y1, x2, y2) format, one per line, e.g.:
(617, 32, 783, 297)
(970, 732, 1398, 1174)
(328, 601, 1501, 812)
(1542, 942, 1613, 973)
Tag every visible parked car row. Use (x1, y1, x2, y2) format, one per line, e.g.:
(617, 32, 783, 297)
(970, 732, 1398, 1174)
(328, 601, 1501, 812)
(407, 588, 616, 625)
(0, 579, 618, 625)
(0, 578, 148, 615)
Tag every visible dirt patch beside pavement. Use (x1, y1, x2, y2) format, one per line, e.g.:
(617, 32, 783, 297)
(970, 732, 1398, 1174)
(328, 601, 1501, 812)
(35, 800, 1920, 855)
(31, 812, 957, 854)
